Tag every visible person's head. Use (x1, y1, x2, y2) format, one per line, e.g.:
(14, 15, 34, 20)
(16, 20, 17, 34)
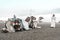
(25, 17, 30, 22)
(52, 14, 55, 17)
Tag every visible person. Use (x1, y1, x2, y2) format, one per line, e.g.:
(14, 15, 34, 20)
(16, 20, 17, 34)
(2, 20, 15, 33)
(13, 20, 21, 31)
(51, 14, 56, 28)
(25, 16, 35, 29)
(29, 16, 35, 29)
(33, 20, 37, 28)
(22, 19, 30, 30)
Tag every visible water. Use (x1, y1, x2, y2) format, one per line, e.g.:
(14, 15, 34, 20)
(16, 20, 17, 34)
(0, 14, 60, 22)
(19, 14, 60, 22)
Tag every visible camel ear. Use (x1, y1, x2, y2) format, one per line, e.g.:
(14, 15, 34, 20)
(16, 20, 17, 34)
(25, 17, 30, 22)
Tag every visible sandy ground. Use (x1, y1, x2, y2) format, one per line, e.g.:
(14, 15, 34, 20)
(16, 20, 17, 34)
(0, 22, 60, 40)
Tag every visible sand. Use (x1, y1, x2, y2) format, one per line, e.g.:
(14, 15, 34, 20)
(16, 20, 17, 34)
(0, 22, 60, 40)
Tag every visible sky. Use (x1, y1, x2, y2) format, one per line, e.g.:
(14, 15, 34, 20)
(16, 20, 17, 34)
(0, 0, 60, 20)
(0, 0, 60, 9)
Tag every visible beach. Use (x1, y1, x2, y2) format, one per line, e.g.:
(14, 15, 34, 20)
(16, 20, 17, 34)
(0, 22, 60, 40)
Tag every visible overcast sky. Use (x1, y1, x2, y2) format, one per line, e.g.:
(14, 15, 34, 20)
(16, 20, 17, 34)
(0, 0, 60, 17)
